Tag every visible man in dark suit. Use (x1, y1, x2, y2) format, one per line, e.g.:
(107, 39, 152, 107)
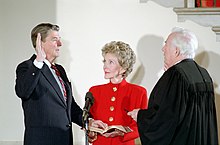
(15, 23, 83, 145)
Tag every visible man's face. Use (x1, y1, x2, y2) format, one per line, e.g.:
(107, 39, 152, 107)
(42, 30, 62, 62)
(162, 33, 177, 70)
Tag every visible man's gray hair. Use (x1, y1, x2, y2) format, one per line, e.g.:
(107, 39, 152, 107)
(171, 27, 198, 58)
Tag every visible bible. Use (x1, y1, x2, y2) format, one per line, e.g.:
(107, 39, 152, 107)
(89, 125, 132, 134)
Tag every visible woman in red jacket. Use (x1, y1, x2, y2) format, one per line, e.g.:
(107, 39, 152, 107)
(88, 41, 148, 145)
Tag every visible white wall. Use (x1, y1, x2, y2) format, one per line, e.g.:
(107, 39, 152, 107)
(0, 0, 57, 143)
(1, 0, 219, 144)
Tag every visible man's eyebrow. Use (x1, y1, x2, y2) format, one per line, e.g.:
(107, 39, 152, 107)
(52, 36, 61, 39)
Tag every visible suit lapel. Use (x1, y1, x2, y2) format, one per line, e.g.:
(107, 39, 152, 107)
(41, 64, 67, 106)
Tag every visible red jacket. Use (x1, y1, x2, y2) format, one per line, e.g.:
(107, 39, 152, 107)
(89, 79, 148, 145)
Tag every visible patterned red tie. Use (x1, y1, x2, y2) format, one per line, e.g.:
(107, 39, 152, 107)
(51, 64, 67, 101)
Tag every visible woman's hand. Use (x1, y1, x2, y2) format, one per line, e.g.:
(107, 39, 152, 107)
(89, 119, 108, 129)
(88, 119, 108, 142)
(88, 131, 97, 143)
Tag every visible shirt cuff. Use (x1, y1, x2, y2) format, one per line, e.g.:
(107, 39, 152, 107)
(33, 59, 44, 69)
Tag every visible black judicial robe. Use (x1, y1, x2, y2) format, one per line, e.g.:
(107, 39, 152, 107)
(137, 59, 218, 145)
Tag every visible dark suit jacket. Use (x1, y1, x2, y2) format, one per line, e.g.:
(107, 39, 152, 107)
(15, 55, 83, 145)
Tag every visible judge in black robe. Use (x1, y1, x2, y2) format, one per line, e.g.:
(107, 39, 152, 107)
(128, 27, 218, 145)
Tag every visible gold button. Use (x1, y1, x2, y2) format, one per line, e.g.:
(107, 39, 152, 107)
(109, 117, 114, 122)
(113, 87, 117, 92)
(110, 106, 114, 111)
(111, 96, 116, 102)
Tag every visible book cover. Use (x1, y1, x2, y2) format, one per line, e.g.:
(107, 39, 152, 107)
(89, 125, 132, 134)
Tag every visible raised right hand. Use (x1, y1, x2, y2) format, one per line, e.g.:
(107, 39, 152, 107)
(35, 33, 46, 62)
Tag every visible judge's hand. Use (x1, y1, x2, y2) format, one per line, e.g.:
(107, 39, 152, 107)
(127, 109, 140, 122)
(103, 129, 124, 138)
(35, 33, 46, 62)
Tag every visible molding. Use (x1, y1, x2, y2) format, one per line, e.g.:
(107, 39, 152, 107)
(174, 8, 220, 15)
(212, 26, 220, 41)
(140, 0, 184, 7)
(173, 8, 220, 26)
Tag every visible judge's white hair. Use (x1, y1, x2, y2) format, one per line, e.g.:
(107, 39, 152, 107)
(171, 27, 198, 58)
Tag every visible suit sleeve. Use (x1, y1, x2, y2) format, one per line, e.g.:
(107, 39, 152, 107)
(15, 60, 42, 100)
(71, 97, 83, 127)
